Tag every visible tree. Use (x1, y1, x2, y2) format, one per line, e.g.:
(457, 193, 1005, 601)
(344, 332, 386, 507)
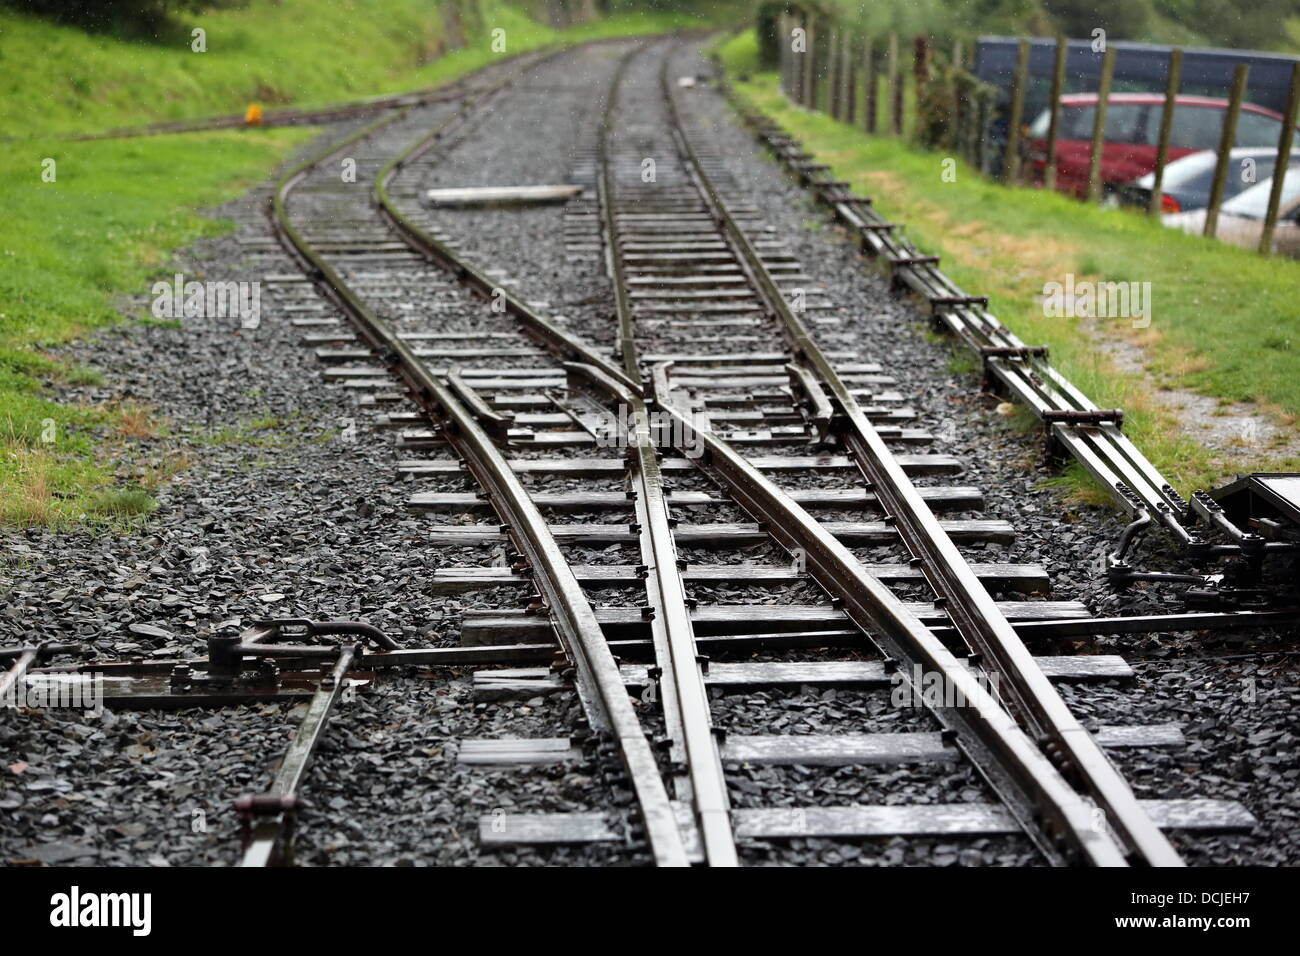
(1041, 0, 1153, 41)
(1181, 0, 1300, 49)
(2, 1, 245, 31)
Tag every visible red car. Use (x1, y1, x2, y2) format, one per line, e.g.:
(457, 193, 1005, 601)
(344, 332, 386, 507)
(1025, 93, 1293, 200)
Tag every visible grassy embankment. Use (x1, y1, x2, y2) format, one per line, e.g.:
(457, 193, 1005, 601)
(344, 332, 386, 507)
(720, 29, 1300, 501)
(0, 0, 703, 525)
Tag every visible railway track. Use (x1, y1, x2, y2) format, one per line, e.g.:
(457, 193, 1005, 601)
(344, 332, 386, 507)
(6, 33, 1278, 868)
(270, 35, 1254, 865)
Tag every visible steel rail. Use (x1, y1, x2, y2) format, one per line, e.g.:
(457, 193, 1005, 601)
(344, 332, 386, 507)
(269, 43, 689, 866)
(359, 36, 1110, 864)
(417, 37, 1132, 865)
(659, 46, 1181, 865)
(427, 377, 688, 865)
(374, 52, 641, 395)
(351, 34, 1160, 865)
(239, 644, 357, 867)
(592, 42, 739, 864)
(566, 361, 1118, 867)
(568, 364, 739, 865)
(596, 47, 645, 381)
(270, 35, 1171, 866)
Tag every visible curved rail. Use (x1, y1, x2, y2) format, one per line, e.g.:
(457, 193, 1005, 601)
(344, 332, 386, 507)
(596, 51, 645, 381)
(373, 59, 640, 394)
(593, 44, 739, 865)
(658, 44, 1182, 866)
(268, 43, 689, 866)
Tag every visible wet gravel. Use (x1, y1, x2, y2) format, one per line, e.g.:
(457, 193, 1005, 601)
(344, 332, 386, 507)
(1, 36, 1296, 868)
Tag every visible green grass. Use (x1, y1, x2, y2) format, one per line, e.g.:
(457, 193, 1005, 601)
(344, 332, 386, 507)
(2, 0, 450, 137)
(0, 0, 706, 138)
(719, 29, 1300, 500)
(0, 0, 706, 527)
(83, 487, 157, 518)
(0, 125, 314, 526)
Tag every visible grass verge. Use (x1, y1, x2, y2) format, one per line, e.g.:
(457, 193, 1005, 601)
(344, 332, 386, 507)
(0, 125, 314, 526)
(719, 30, 1300, 502)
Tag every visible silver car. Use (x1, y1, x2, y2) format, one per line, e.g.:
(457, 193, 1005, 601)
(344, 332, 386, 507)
(1163, 168, 1300, 256)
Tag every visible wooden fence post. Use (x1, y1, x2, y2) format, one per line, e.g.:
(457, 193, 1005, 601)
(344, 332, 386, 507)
(954, 63, 965, 155)
(815, 19, 827, 112)
(1205, 64, 1250, 238)
(1086, 45, 1117, 203)
(840, 30, 851, 120)
(1044, 35, 1067, 191)
(914, 35, 929, 143)
(800, 15, 811, 109)
(1002, 39, 1029, 184)
(842, 31, 854, 121)
(786, 13, 797, 99)
(1259, 61, 1300, 253)
(888, 34, 903, 135)
(833, 27, 842, 116)
(1148, 48, 1183, 215)
(865, 36, 877, 133)
(778, 12, 788, 97)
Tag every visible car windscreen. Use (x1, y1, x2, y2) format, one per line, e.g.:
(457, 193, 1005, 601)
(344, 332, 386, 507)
(1168, 104, 1227, 150)
(1056, 103, 1146, 142)
(1235, 109, 1282, 147)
